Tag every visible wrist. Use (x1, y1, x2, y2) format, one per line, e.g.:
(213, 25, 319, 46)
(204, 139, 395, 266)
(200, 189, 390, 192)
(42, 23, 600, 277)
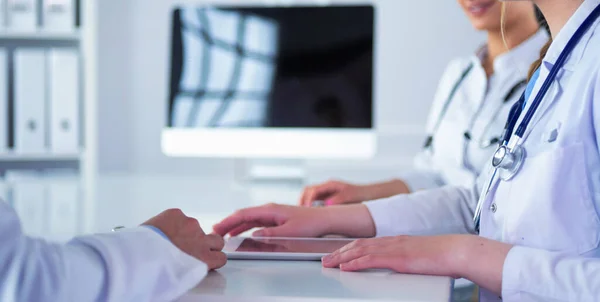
(447, 235, 478, 279)
(320, 207, 341, 235)
(363, 180, 409, 201)
(386, 179, 410, 195)
(359, 183, 382, 201)
(143, 225, 170, 241)
(321, 204, 375, 238)
(450, 235, 513, 292)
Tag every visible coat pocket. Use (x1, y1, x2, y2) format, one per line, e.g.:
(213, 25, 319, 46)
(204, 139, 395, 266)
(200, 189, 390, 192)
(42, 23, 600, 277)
(500, 143, 600, 254)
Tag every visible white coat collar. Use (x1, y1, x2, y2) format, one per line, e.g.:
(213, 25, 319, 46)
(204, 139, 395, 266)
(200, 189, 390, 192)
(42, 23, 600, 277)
(543, 0, 600, 71)
(472, 29, 549, 74)
(493, 29, 550, 73)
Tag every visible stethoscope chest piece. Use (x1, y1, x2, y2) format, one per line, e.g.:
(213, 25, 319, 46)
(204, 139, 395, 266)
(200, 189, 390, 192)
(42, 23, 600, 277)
(492, 145, 525, 181)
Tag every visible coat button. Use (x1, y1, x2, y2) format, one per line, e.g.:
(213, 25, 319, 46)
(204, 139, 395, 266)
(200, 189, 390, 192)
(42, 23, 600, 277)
(490, 203, 497, 213)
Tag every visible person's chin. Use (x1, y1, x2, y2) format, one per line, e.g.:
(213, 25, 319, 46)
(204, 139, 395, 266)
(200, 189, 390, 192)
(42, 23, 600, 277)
(470, 21, 496, 32)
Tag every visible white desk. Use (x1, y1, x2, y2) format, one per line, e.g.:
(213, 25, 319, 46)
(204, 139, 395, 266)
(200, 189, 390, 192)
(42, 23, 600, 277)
(181, 260, 452, 302)
(92, 176, 454, 301)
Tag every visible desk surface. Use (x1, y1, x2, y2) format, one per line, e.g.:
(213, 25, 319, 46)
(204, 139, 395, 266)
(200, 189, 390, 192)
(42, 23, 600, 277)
(180, 260, 452, 302)
(15, 175, 453, 301)
(94, 176, 452, 301)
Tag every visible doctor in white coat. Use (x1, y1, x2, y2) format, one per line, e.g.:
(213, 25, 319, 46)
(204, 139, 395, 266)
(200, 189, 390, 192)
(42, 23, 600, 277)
(299, 0, 549, 207)
(215, 0, 600, 301)
(0, 201, 226, 302)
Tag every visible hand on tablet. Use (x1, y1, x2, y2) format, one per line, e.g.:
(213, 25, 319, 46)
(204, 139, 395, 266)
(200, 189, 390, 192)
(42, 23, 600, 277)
(214, 203, 377, 239)
(212, 204, 331, 238)
(143, 209, 227, 270)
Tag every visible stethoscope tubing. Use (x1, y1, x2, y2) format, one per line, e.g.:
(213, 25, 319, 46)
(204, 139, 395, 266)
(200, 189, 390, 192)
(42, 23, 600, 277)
(473, 3, 600, 234)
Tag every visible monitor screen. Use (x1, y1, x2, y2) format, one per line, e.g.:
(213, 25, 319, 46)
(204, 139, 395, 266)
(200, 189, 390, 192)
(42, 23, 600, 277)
(168, 5, 375, 129)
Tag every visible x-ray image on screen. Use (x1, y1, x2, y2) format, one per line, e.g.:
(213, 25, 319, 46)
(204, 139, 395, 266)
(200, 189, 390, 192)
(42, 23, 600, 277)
(170, 8, 277, 127)
(168, 5, 374, 129)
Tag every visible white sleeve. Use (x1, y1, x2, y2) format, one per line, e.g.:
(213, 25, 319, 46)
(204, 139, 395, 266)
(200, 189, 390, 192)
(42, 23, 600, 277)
(0, 201, 207, 302)
(501, 246, 600, 302)
(365, 185, 478, 237)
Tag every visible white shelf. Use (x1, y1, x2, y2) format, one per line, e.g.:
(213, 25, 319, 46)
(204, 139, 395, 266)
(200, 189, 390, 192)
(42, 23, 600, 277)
(0, 30, 80, 41)
(0, 152, 81, 162)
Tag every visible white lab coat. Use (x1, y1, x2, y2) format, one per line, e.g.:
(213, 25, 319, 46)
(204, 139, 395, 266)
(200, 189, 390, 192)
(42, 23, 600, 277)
(399, 30, 549, 192)
(0, 201, 208, 302)
(366, 0, 600, 301)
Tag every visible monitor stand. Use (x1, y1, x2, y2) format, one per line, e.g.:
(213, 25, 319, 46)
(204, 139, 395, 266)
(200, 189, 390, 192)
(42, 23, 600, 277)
(233, 159, 306, 206)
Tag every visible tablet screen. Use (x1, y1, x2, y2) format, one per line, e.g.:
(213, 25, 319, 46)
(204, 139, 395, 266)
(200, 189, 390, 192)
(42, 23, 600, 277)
(236, 238, 354, 253)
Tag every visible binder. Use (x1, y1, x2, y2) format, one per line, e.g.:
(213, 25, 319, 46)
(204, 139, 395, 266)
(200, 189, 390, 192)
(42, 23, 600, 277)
(47, 175, 79, 241)
(6, 0, 38, 31)
(0, 49, 7, 153)
(13, 182, 46, 236)
(7, 172, 46, 237)
(49, 48, 79, 153)
(14, 49, 47, 154)
(42, 0, 75, 32)
(0, 0, 6, 31)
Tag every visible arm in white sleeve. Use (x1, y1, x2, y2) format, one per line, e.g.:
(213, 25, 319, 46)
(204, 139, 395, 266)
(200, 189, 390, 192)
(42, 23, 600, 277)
(0, 201, 208, 302)
(365, 185, 478, 237)
(502, 246, 600, 302)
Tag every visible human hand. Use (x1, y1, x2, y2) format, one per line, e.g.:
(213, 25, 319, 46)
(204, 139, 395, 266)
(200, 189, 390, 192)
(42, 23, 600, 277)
(212, 203, 332, 238)
(321, 235, 471, 278)
(143, 209, 227, 270)
(213, 203, 377, 239)
(299, 180, 371, 207)
(323, 235, 513, 296)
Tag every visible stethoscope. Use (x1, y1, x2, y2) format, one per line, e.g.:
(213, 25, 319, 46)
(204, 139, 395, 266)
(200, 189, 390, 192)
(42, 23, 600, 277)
(423, 62, 527, 167)
(473, 3, 600, 233)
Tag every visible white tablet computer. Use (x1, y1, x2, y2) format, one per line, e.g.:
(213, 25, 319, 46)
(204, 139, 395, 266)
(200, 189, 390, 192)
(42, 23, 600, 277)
(223, 237, 356, 260)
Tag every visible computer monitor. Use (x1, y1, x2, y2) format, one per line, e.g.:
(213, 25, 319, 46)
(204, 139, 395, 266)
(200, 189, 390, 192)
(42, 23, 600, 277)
(162, 4, 376, 159)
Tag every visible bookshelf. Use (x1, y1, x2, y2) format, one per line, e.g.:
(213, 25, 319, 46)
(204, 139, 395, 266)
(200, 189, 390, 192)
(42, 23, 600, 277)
(0, 0, 97, 234)
(0, 152, 82, 161)
(0, 31, 80, 41)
